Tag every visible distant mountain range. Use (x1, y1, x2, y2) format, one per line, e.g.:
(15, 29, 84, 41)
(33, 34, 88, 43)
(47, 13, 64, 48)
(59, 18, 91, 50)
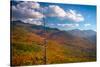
(11, 20, 96, 65)
(11, 20, 96, 48)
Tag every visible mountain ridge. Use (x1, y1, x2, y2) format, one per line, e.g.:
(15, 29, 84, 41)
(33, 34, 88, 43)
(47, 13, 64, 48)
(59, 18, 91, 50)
(11, 20, 96, 49)
(11, 20, 96, 65)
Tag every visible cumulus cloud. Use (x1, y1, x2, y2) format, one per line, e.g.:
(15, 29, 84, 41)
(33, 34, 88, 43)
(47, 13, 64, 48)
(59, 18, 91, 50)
(12, 6, 44, 19)
(44, 5, 66, 18)
(84, 23, 91, 27)
(12, 2, 44, 19)
(66, 9, 84, 22)
(22, 18, 43, 25)
(16, 1, 40, 9)
(11, 1, 44, 25)
(43, 5, 84, 22)
(11, 1, 85, 25)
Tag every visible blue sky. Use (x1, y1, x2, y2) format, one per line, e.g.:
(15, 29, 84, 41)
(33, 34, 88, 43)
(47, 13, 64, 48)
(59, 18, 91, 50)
(11, 1, 96, 31)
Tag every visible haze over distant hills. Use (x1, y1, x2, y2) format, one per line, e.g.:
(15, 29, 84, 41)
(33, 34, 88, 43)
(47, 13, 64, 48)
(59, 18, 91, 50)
(11, 20, 96, 44)
(11, 20, 96, 66)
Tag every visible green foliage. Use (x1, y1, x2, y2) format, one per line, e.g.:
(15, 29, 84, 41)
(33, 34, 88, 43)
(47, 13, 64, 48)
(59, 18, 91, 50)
(12, 42, 42, 52)
(11, 21, 96, 66)
(12, 42, 45, 66)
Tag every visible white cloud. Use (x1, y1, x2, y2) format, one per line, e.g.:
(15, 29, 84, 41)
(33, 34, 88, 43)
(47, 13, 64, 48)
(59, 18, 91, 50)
(46, 5, 66, 17)
(17, 1, 40, 9)
(66, 9, 84, 22)
(12, 2, 44, 21)
(22, 18, 43, 25)
(43, 6, 84, 22)
(11, 1, 45, 25)
(11, 2, 85, 25)
(57, 23, 79, 28)
(75, 24, 79, 27)
(84, 23, 91, 27)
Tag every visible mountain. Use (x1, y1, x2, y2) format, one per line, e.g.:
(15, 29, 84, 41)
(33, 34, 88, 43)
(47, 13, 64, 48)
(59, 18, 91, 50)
(67, 29, 96, 38)
(11, 20, 96, 66)
(67, 29, 96, 44)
